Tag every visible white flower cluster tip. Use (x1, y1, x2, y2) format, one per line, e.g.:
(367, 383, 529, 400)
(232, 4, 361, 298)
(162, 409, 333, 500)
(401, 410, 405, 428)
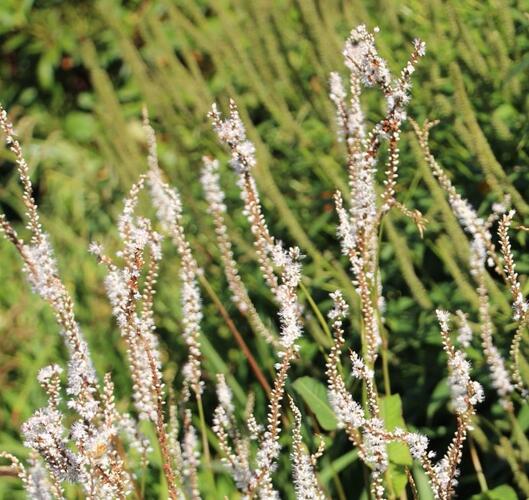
(209, 100, 256, 173)
(437, 309, 484, 416)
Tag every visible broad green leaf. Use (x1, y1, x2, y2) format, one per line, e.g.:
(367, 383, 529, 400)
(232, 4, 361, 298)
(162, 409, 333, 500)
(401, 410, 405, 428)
(518, 402, 529, 432)
(320, 450, 359, 484)
(380, 395, 412, 465)
(37, 48, 59, 89)
(380, 394, 406, 430)
(471, 484, 518, 500)
(387, 441, 412, 466)
(292, 376, 337, 431)
(412, 463, 435, 500)
(200, 334, 246, 405)
(427, 380, 450, 419)
(64, 112, 97, 143)
(388, 463, 408, 496)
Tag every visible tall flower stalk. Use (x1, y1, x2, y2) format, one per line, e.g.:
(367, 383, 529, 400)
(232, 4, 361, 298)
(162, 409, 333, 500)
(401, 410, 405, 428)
(330, 25, 426, 366)
(0, 104, 135, 498)
(1, 20, 527, 500)
(209, 100, 304, 497)
(412, 120, 517, 408)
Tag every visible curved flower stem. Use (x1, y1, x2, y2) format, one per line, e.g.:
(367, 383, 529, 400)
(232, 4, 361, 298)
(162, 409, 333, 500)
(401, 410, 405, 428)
(199, 274, 272, 396)
(468, 435, 488, 492)
(196, 392, 215, 493)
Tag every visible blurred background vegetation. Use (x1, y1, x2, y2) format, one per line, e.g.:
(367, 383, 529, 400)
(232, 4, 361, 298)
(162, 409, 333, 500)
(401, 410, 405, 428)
(1, 1, 529, 498)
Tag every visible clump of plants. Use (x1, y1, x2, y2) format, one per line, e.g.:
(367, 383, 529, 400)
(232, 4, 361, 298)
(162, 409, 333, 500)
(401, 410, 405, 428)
(0, 25, 527, 499)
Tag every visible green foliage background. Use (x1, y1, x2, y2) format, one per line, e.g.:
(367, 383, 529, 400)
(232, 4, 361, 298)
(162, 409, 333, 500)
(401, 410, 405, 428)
(1, 1, 529, 498)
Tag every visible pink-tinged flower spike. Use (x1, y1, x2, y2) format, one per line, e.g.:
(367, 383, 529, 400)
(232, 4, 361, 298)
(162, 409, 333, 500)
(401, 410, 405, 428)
(22, 407, 84, 487)
(91, 171, 180, 499)
(340, 26, 426, 217)
(181, 410, 201, 500)
(348, 351, 391, 500)
(326, 291, 365, 432)
(413, 120, 514, 410)
(329, 71, 365, 149)
(288, 397, 325, 500)
(226, 244, 304, 496)
(476, 271, 514, 409)
(325, 291, 388, 499)
(209, 100, 256, 173)
(91, 176, 163, 423)
(200, 156, 276, 345)
(404, 433, 429, 461)
(329, 69, 365, 216)
(210, 100, 304, 497)
(26, 454, 56, 500)
(343, 25, 391, 91)
(216, 373, 235, 418)
(437, 310, 484, 416)
(0, 105, 42, 239)
(334, 192, 381, 364)
(411, 120, 497, 275)
(498, 211, 527, 323)
(208, 100, 279, 296)
(95, 373, 133, 498)
(272, 244, 303, 350)
(37, 364, 63, 411)
(0, 104, 99, 422)
(455, 310, 473, 349)
(331, 28, 427, 365)
(166, 398, 185, 488)
(498, 211, 529, 397)
(143, 110, 203, 401)
(329, 72, 348, 142)
(435, 309, 484, 499)
(212, 374, 253, 491)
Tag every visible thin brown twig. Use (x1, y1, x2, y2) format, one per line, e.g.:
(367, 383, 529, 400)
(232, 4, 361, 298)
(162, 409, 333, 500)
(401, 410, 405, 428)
(199, 274, 272, 396)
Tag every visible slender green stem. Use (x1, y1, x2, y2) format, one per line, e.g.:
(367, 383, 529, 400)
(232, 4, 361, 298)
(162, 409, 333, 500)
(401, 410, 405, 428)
(140, 460, 146, 499)
(300, 281, 332, 340)
(196, 393, 216, 491)
(332, 470, 347, 500)
(377, 219, 391, 396)
(196, 394, 211, 464)
(468, 435, 488, 492)
(381, 347, 392, 396)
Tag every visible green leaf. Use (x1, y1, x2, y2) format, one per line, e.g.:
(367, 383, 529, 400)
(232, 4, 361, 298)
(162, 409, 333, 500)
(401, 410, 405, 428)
(319, 450, 358, 484)
(506, 53, 529, 81)
(380, 394, 412, 467)
(292, 376, 337, 431)
(64, 112, 97, 143)
(37, 49, 59, 89)
(427, 380, 450, 419)
(412, 463, 434, 500)
(200, 334, 246, 406)
(387, 441, 412, 466)
(471, 484, 518, 500)
(388, 463, 408, 496)
(518, 402, 529, 432)
(380, 394, 406, 430)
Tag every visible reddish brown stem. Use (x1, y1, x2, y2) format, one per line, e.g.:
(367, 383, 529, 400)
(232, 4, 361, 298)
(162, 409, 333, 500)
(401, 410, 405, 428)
(199, 274, 272, 396)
